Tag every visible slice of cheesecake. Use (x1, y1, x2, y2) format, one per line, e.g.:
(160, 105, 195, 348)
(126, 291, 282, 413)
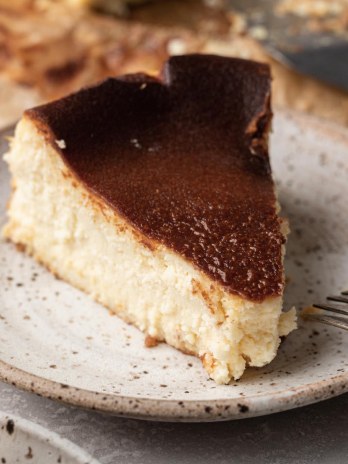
(3, 54, 296, 384)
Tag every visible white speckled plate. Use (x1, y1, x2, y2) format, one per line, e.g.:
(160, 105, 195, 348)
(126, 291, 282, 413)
(0, 411, 100, 463)
(0, 110, 347, 422)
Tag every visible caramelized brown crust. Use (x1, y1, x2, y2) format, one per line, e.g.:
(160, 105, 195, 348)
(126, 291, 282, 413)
(26, 54, 284, 302)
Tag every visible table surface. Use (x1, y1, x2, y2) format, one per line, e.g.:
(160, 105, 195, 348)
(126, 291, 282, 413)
(0, 382, 347, 464)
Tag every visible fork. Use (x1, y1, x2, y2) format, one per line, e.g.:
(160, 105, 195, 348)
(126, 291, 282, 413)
(303, 291, 348, 331)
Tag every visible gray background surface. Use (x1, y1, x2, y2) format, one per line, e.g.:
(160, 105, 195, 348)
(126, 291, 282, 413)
(1, 383, 347, 463)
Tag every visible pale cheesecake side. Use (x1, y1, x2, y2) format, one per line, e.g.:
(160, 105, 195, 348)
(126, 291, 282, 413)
(3, 55, 296, 384)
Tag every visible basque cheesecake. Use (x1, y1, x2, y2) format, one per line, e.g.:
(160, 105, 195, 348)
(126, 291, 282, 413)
(3, 54, 296, 384)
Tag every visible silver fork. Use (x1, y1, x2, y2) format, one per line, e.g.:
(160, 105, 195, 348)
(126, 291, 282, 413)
(303, 291, 348, 331)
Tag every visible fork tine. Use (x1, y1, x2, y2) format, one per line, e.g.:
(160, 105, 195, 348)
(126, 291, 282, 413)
(313, 303, 348, 316)
(327, 295, 348, 304)
(304, 314, 348, 331)
(305, 291, 348, 331)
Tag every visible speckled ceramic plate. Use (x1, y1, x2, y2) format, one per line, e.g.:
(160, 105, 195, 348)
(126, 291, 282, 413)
(0, 411, 100, 463)
(0, 110, 347, 422)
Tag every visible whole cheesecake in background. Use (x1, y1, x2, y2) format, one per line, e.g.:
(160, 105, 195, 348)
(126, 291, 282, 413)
(3, 54, 296, 384)
(2, 0, 348, 130)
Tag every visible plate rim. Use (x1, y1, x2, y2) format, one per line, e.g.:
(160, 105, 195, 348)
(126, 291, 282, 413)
(0, 410, 100, 463)
(1, 108, 348, 422)
(0, 356, 347, 422)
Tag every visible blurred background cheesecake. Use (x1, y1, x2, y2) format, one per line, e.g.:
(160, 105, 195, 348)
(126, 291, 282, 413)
(1, 0, 348, 128)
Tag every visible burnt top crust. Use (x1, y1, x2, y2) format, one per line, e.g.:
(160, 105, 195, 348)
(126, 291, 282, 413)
(26, 54, 284, 302)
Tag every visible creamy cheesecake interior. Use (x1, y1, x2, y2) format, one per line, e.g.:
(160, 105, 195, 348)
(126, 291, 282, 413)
(3, 116, 296, 384)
